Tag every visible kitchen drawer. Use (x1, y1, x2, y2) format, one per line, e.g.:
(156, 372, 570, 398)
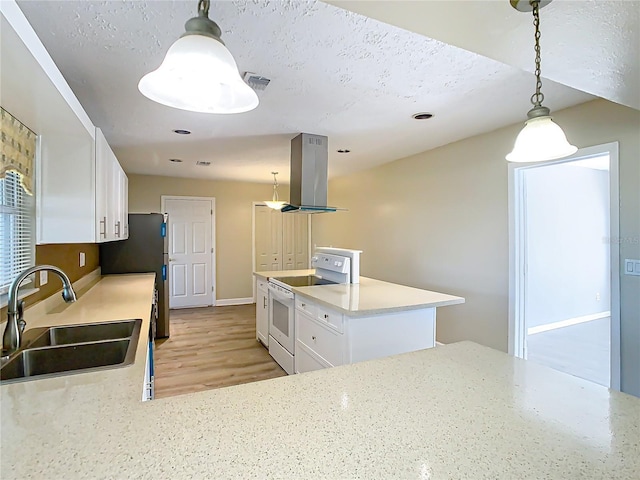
(317, 306, 343, 333)
(295, 342, 328, 374)
(296, 313, 342, 366)
(295, 297, 317, 317)
(257, 279, 268, 292)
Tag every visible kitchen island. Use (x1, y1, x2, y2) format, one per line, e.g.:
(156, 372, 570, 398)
(2, 274, 639, 479)
(292, 277, 464, 373)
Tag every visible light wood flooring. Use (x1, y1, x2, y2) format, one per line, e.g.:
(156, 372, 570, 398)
(154, 304, 286, 399)
(527, 317, 610, 387)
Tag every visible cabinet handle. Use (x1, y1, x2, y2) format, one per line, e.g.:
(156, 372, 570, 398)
(99, 217, 106, 237)
(115, 221, 121, 237)
(263, 297, 267, 308)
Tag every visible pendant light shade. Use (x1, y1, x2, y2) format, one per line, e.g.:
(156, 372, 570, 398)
(138, 0, 258, 114)
(507, 112, 577, 163)
(506, 0, 577, 162)
(265, 172, 286, 210)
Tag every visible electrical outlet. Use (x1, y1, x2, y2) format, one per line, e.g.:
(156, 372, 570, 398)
(39, 270, 48, 286)
(79, 252, 86, 267)
(596, 293, 601, 301)
(625, 259, 640, 276)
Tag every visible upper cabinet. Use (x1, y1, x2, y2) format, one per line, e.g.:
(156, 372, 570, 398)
(1, 1, 127, 244)
(96, 128, 128, 242)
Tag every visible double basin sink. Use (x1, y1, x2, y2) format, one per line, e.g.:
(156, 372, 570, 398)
(0, 319, 142, 384)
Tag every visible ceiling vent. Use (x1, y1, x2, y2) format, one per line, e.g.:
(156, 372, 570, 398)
(196, 161, 211, 166)
(243, 72, 271, 91)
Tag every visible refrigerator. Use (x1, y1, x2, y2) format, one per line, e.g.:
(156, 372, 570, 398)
(100, 213, 170, 338)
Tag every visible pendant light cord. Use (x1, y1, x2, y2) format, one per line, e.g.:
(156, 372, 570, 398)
(530, 0, 544, 107)
(271, 172, 280, 202)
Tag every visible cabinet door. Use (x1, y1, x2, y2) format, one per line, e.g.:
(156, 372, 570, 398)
(255, 206, 282, 270)
(294, 215, 309, 269)
(94, 128, 110, 242)
(121, 172, 129, 239)
(256, 284, 269, 345)
(282, 213, 295, 270)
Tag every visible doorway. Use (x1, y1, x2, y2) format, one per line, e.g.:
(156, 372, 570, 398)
(162, 196, 216, 309)
(509, 142, 620, 389)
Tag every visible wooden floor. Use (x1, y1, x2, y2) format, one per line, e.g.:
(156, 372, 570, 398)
(154, 304, 286, 399)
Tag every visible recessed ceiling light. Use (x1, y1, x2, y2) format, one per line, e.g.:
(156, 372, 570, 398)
(169, 158, 183, 163)
(173, 129, 191, 135)
(412, 113, 434, 120)
(337, 149, 351, 153)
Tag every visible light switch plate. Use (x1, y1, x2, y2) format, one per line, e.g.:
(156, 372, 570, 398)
(79, 252, 86, 268)
(39, 270, 48, 286)
(624, 259, 640, 276)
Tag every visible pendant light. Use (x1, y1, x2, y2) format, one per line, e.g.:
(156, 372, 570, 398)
(506, 0, 577, 162)
(264, 172, 286, 210)
(138, 0, 258, 114)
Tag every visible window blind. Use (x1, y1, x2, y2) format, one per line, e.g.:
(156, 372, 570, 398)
(0, 171, 35, 293)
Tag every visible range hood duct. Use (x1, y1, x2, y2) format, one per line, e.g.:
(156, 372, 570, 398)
(281, 133, 340, 213)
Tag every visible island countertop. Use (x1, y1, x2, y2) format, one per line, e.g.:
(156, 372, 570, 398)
(292, 276, 465, 315)
(1, 276, 639, 479)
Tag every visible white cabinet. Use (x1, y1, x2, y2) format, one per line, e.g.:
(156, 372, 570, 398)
(256, 279, 269, 346)
(94, 127, 128, 242)
(37, 127, 128, 244)
(255, 206, 309, 271)
(294, 297, 436, 374)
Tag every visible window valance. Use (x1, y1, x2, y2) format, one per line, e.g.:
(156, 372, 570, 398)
(1, 107, 36, 195)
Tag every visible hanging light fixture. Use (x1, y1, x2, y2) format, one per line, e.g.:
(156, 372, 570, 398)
(138, 0, 258, 114)
(264, 172, 286, 210)
(506, 0, 577, 162)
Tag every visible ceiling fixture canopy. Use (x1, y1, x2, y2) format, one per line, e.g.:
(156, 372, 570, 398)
(138, 0, 258, 114)
(265, 172, 286, 210)
(506, 0, 577, 163)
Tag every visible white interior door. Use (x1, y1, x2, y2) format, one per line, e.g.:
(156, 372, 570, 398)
(164, 197, 215, 309)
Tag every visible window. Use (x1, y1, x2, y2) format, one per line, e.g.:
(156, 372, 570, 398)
(0, 171, 35, 293)
(1, 107, 36, 294)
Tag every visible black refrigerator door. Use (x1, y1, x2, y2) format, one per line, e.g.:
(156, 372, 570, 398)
(100, 213, 169, 338)
(100, 213, 165, 274)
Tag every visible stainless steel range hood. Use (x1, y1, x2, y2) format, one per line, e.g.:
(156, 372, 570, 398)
(281, 133, 340, 213)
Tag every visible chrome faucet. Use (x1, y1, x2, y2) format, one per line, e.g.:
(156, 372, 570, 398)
(2, 265, 77, 357)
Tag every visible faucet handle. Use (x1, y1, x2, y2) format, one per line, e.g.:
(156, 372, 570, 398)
(17, 300, 26, 332)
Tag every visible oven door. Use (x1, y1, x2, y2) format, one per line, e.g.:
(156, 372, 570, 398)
(268, 283, 295, 353)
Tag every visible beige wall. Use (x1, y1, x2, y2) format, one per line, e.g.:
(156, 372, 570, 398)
(312, 99, 640, 396)
(128, 174, 281, 300)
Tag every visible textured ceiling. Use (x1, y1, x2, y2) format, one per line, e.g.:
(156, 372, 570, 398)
(16, 0, 594, 184)
(327, 0, 640, 110)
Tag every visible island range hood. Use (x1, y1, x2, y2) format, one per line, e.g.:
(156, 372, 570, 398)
(281, 133, 341, 213)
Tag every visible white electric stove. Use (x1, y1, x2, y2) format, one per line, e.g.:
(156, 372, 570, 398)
(267, 247, 361, 374)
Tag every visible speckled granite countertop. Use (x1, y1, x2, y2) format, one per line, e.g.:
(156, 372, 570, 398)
(293, 276, 465, 315)
(254, 269, 315, 280)
(2, 275, 638, 479)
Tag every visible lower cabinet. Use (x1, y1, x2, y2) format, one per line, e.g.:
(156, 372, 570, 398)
(256, 279, 269, 346)
(294, 297, 436, 374)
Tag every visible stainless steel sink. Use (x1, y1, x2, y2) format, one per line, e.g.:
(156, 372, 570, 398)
(25, 319, 139, 348)
(0, 319, 142, 384)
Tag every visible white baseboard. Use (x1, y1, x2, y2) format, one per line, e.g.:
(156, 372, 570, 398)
(435, 341, 445, 347)
(527, 311, 611, 336)
(216, 297, 254, 306)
